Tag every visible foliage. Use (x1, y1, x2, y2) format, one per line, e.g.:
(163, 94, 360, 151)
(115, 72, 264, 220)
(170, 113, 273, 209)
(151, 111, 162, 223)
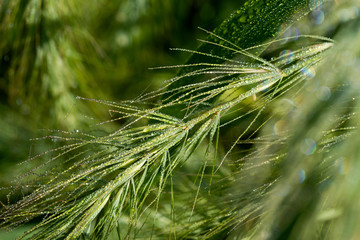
(0, 0, 237, 189)
(1, 0, 360, 239)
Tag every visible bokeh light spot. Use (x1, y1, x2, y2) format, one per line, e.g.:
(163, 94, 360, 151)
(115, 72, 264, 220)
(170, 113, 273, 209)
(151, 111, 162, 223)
(301, 138, 317, 155)
(301, 66, 316, 79)
(299, 169, 306, 183)
(280, 50, 294, 64)
(316, 86, 331, 101)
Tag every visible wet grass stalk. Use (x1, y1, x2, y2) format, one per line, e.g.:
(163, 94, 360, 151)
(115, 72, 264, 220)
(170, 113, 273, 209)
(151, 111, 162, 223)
(2, 0, 360, 239)
(0, 32, 334, 239)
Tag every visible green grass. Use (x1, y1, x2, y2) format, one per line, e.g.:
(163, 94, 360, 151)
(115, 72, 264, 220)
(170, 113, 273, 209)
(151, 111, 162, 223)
(1, 0, 360, 239)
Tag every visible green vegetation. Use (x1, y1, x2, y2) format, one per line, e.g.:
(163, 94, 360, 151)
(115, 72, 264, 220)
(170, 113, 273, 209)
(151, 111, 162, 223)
(1, 0, 360, 239)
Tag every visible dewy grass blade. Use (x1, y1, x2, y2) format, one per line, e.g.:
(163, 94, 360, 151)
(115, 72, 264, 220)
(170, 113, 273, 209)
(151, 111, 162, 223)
(1, 0, 340, 239)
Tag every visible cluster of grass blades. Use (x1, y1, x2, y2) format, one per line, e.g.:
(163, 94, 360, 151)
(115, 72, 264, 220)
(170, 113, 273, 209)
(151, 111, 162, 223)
(1, 0, 360, 239)
(0, 32, 334, 240)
